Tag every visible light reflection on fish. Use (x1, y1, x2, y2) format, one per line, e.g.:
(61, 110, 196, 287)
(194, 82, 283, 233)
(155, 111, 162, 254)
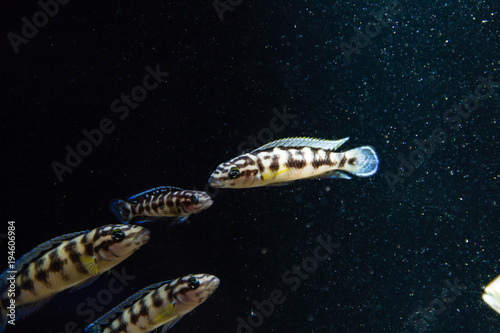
(110, 186, 213, 224)
(85, 274, 219, 333)
(208, 137, 379, 188)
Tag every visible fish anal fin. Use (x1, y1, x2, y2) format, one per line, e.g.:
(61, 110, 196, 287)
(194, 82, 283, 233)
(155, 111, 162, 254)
(266, 181, 294, 187)
(325, 171, 352, 180)
(16, 296, 54, 320)
(69, 275, 100, 293)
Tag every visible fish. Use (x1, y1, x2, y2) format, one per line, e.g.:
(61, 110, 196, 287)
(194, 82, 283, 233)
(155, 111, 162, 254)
(85, 273, 220, 333)
(0, 224, 150, 331)
(208, 137, 379, 188)
(483, 274, 500, 314)
(110, 186, 213, 224)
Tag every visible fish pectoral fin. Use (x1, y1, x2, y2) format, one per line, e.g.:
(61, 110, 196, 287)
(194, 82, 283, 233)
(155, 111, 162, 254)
(157, 314, 184, 332)
(80, 255, 99, 276)
(261, 167, 291, 181)
(153, 302, 177, 325)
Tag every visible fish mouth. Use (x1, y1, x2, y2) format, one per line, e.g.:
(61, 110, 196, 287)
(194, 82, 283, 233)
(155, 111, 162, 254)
(203, 198, 214, 208)
(208, 177, 222, 188)
(135, 229, 151, 245)
(210, 276, 220, 291)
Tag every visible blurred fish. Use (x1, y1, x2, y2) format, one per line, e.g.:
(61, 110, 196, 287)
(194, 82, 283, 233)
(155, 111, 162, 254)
(0, 225, 150, 331)
(208, 137, 379, 188)
(85, 273, 219, 333)
(483, 274, 500, 314)
(110, 186, 213, 224)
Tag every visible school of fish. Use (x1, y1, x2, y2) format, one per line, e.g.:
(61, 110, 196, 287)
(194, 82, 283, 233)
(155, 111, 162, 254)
(1, 136, 380, 332)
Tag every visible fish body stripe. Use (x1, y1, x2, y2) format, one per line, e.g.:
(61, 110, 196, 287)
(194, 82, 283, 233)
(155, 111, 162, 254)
(214, 147, 349, 185)
(0, 225, 149, 311)
(210, 142, 379, 188)
(89, 274, 219, 333)
(123, 190, 213, 220)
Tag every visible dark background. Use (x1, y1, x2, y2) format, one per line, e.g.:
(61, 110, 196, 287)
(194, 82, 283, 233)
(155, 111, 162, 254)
(2, 0, 499, 332)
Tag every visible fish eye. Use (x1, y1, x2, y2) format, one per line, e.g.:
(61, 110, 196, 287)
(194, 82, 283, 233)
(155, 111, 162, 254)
(228, 166, 240, 179)
(192, 195, 200, 204)
(111, 229, 125, 242)
(187, 277, 200, 289)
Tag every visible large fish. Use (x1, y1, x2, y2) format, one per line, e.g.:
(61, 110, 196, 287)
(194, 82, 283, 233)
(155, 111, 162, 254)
(208, 137, 379, 188)
(483, 274, 500, 314)
(110, 186, 213, 224)
(85, 273, 220, 333)
(0, 224, 150, 330)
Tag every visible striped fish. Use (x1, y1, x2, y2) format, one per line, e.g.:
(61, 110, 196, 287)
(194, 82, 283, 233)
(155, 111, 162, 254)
(110, 186, 213, 224)
(0, 225, 150, 330)
(483, 274, 500, 314)
(208, 137, 379, 188)
(85, 274, 220, 333)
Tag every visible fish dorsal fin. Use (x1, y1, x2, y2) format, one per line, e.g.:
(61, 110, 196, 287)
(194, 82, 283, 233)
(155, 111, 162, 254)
(85, 280, 173, 331)
(0, 230, 89, 284)
(252, 137, 349, 152)
(127, 186, 184, 203)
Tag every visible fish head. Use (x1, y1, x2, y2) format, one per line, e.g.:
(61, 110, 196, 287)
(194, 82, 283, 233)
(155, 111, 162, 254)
(208, 154, 262, 188)
(172, 274, 220, 307)
(180, 191, 213, 214)
(93, 224, 150, 262)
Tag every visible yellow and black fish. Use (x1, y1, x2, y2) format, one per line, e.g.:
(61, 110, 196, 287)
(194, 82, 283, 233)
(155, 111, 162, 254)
(0, 224, 150, 330)
(208, 137, 379, 188)
(85, 273, 219, 333)
(110, 186, 213, 224)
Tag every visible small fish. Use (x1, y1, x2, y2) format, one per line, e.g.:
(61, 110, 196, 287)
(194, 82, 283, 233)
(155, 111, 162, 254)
(0, 224, 150, 331)
(208, 137, 379, 188)
(85, 273, 220, 333)
(110, 186, 213, 224)
(483, 274, 500, 314)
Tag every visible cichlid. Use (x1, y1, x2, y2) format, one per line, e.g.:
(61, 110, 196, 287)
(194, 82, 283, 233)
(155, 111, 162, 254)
(208, 137, 379, 188)
(0, 224, 150, 331)
(483, 274, 500, 314)
(85, 273, 220, 333)
(110, 186, 213, 224)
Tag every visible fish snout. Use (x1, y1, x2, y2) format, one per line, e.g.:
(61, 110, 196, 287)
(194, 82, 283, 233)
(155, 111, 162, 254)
(208, 177, 222, 188)
(135, 229, 151, 245)
(208, 275, 220, 293)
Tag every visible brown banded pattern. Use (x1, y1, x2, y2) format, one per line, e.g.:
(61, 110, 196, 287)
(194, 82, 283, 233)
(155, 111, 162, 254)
(208, 137, 379, 188)
(85, 274, 219, 333)
(110, 186, 213, 224)
(0, 224, 150, 323)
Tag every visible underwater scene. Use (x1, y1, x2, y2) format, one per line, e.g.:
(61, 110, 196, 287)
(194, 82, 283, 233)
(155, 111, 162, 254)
(2, 0, 500, 332)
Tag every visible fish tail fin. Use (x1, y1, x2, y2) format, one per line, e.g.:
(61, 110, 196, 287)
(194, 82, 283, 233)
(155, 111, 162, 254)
(110, 200, 133, 223)
(342, 146, 379, 177)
